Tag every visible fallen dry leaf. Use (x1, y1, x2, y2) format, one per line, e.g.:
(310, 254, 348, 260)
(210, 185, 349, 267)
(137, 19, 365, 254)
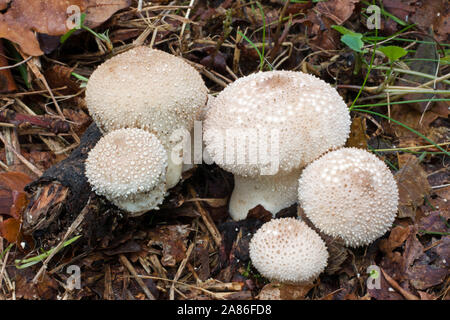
(395, 154, 431, 220)
(0, 217, 21, 243)
(315, 0, 359, 25)
(0, 171, 33, 219)
(407, 264, 448, 290)
(383, 0, 449, 41)
(147, 224, 191, 267)
(345, 116, 368, 149)
(0, 0, 131, 56)
(379, 225, 411, 256)
(257, 282, 315, 300)
(418, 211, 448, 234)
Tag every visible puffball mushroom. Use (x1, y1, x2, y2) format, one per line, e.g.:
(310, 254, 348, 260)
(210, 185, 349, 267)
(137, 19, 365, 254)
(203, 70, 351, 220)
(85, 128, 168, 215)
(249, 218, 328, 283)
(298, 147, 399, 247)
(86, 46, 208, 189)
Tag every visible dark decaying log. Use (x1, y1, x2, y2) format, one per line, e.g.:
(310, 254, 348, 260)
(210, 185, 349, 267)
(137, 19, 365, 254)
(23, 123, 103, 238)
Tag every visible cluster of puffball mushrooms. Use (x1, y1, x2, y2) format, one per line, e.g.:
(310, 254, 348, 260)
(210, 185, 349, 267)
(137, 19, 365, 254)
(84, 46, 399, 284)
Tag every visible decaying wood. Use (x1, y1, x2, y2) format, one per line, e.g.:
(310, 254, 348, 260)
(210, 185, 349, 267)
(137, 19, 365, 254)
(23, 123, 102, 236)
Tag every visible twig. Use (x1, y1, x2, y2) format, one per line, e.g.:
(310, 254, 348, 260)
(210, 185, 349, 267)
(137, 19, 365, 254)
(126, 274, 226, 300)
(179, 0, 195, 39)
(0, 56, 32, 71)
(119, 254, 156, 300)
(380, 268, 419, 300)
(0, 250, 10, 291)
(32, 198, 90, 283)
(0, 132, 43, 176)
(170, 242, 194, 300)
(188, 185, 223, 248)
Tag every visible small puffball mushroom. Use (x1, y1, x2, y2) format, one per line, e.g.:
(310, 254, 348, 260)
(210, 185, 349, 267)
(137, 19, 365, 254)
(203, 71, 351, 220)
(298, 147, 399, 247)
(85, 128, 168, 215)
(249, 218, 328, 283)
(86, 46, 208, 188)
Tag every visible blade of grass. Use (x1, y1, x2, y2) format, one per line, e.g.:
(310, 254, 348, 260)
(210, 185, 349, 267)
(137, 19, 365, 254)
(14, 235, 82, 269)
(349, 0, 379, 109)
(0, 243, 13, 261)
(352, 98, 450, 109)
(353, 108, 450, 156)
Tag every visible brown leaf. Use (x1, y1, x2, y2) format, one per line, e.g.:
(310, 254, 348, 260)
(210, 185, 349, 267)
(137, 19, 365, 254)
(0, 171, 33, 218)
(418, 291, 437, 300)
(407, 264, 448, 290)
(379, 225, 411, 255)
(384, 0, 449, 42)
(315, 0, 359, 25)
(403, 230, 424, 270)
(257, 282, 314, 300)
(44, 65, 80, 95)
(147, 224, 191, 267)
(418, 211, 448, 234)
(345, 117, 368, 149)
(395, 154, 431, 220)
(0, 217, 21, 243)
(0, 0, 130, 56)
(434, 236, 450, 268)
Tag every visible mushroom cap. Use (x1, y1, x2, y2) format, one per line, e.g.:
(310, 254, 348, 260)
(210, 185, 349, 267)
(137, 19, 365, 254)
(249, 217, 328, 283)
(85, 128, 168, 212)
(203, 70, 350, 177)
(86, 46, 208, 148)
(298, 147, 399, 247)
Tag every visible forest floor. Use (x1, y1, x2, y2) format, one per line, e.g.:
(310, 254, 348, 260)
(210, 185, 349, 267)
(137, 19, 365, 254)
(0, 0, 448, 300)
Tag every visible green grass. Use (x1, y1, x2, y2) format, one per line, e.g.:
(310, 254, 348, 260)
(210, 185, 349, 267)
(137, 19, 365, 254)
(14, 235, 82, 269)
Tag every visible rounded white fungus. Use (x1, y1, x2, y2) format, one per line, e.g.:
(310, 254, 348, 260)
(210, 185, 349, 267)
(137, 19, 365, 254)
(203, 70, 351, 220)
(85, 128, 168, 215)
(298, 147, 399, 247)
(86, 46, 208, 188)
(249, 217, 328, 283)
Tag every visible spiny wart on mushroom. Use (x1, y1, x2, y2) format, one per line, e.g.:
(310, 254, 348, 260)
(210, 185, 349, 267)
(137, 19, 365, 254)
(86, 46, 208, 188)
(249, 217, 329, 283)
(203, 70, 351, 220)
(85, 128, 168, 216)
(298, 147, 399, 247)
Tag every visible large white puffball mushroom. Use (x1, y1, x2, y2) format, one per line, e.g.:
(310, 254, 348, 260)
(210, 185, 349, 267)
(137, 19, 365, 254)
(86, 46, 208, 189)
(85, 128, 168, 215)
(298, 147, 399, 247)
(249, 218, 328, 283)
(203, 71, 351, 220)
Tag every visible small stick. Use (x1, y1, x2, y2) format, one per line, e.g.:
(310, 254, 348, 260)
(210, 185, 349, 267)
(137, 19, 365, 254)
(119, 254, 156, 300)
(170, 242, 194, 300)
(32, 198, 91, 283)
(0, 132, 43, 176)
(0, 250, 10, 291)
(380, 268, 419, 300)
(188, 185, 222, 248)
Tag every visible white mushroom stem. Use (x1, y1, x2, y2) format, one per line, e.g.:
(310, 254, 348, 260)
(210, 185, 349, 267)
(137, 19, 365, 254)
(229, 170, 301, 221)
(116, 184, 167, 217)
(167, 148, 184, 189)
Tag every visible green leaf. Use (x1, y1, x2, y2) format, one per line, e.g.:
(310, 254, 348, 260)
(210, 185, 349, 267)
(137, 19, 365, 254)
(341, 33, 364, 52)
(378, 46, 408, 62)
(332, 25, 365, 52)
